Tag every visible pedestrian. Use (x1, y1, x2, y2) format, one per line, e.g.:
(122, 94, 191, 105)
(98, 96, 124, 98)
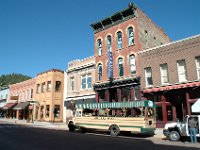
(188, 117, 197, 143)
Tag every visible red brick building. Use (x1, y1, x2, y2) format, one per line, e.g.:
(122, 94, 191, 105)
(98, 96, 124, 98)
(139, 34, 200, 127)
(91, 3, 170, 112)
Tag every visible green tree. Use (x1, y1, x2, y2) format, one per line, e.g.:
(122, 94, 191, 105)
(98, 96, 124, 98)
(0, 73, 31, 89)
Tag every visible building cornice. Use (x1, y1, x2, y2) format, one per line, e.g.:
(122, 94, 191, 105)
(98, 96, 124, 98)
(91, 3, 137, 33)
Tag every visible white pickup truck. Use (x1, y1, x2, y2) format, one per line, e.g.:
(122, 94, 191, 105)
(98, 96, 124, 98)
(163, 115, 200, 141)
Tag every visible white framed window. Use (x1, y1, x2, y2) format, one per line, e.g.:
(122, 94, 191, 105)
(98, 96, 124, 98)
(47, 81, 51, 92)
(97, 39, 102, 56)
(36, 84, 40, 93)
(145, 67, 153, 86)
(70, 78, 74, 91)
(81, 74, 92, 89)
(160, 63, 169, 84)
(107, 35, 112, 51)
(98, 63, 102, 81)
(129, 54, 136, 74)
(177, 60, 187, 82)
(118, 58, 124, 77)
(128, 27, 134, 46)
(195, 56, 200, 80)
(42, 82, 46, 92)
(116, 31, 122, 49)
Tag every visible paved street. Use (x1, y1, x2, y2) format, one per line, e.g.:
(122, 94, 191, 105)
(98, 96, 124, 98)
(0, 120, 199, 150)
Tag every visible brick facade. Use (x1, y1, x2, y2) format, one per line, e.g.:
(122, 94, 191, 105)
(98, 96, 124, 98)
(138, 34, 200, 127)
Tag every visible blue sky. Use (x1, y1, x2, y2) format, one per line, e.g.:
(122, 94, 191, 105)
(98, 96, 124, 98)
(0, 0, 200, 77)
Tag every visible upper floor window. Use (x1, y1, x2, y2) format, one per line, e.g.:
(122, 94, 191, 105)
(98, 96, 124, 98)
(81, 74, 92, 89)
(195, 56, 200, 80)
(97, 39, 102, 56)
(30, 89, 33, 98)
(107, 35, 112, 51)
(70, 78, 74, 91)
(98, 64, 102, 81)
(42, 82, 46, 93)
(128, 27, 134, 46)
(55, 81, 61, 92)
(47, 81, 51, 92)
(177, 60, 187, 82)
(145, 67, 153, 86)
(160, 63, 169, 84)
(81, 75, 86, 89)
(87, 75, 92, 89)
(129, 54, 136, 74)
(36, 84, 40, 93)
(116, 31, 122, 49)
(118, 58, 124, 77)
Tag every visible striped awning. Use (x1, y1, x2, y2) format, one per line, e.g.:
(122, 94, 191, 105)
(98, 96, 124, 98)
(76, 100, 155, 109)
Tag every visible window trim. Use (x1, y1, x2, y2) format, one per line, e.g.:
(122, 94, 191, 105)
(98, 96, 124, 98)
(97, 63, 103, 81)
(195, 56, 200, 80)
(145, 67, 153, 87)
(160, 63, 169, 85)
(118, 58, 124, 77)
(177, 60, 187, 83)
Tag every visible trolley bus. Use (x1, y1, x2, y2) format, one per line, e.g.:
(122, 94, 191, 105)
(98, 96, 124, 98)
(67, 100, 156, 136)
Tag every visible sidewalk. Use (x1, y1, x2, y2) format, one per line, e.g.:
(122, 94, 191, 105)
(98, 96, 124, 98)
(0, 118, 68, 130)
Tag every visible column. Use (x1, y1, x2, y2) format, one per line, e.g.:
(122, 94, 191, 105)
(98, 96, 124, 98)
(161, 95, 167, 124)
(117, 88, 122, 102)
(130, 87, 135, 101)
(95, 92, 99, 103)
(186, 92, 191, 115)
(16, 110, 19, 119)
(172, 106, 176, 122)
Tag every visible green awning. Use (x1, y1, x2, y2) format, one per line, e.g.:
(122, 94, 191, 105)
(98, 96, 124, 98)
(76, 100, 155, 109)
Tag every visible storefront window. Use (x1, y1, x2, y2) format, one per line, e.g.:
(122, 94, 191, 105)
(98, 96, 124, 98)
(54, 105, 60, 117)
(156, 105, 163, 121)
(46, 105, 49, 117)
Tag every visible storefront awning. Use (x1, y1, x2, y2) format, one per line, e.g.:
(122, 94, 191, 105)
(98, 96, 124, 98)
(76, 100, 155, 109)
(143, 81, 200, 93)
(65, 98, 96, 110)
(12, 102, 30, 110)
(2, 103, 17, 110)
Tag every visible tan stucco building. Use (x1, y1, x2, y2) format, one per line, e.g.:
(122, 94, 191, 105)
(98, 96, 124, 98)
(34, 69, 64, 122)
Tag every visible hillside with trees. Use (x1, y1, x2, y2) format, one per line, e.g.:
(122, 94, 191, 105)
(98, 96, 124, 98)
(0, 73, 31, 89)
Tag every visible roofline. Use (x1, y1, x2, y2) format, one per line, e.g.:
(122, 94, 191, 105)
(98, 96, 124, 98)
(138, 34, 200, 55)
(91, 3, 137, 27)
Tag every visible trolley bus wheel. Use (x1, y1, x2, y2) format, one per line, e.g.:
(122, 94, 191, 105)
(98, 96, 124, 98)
(68, 122, 75, 132)
(109, 125, 120, 136)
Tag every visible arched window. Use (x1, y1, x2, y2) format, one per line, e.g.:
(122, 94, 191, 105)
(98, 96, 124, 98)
(97, 39, 102, 56)
(129, 54, 136, 74)
(116, 31, 122, 49)
(98, 64, 102, 81)
(128, 27, 134, 46)
(107, 35, 112, 51)
(118, 58, 124, 77)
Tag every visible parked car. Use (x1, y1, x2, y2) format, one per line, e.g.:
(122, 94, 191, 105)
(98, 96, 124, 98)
(163, 115, 200, 141)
